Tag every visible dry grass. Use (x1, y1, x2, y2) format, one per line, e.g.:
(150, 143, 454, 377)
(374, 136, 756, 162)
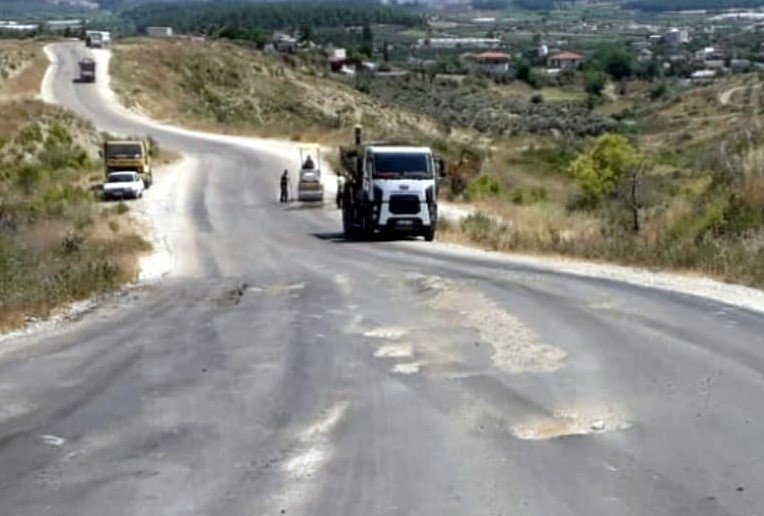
(110, 38, 444, 145)
(740, 147, 764, 208)
(0, 40, 48, 101)
(0, 99, 150, 331)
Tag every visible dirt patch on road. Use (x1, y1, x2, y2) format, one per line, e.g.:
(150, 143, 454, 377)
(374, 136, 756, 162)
(409, 274, 567, 374)
(512, 407, 632, 440)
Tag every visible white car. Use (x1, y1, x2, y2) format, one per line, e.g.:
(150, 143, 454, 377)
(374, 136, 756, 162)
(103, 171, 145, 200)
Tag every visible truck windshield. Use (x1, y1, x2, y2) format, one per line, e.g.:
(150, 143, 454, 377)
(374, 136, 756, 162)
(372, 153, 432, 179)
(106, 144, 143, 158)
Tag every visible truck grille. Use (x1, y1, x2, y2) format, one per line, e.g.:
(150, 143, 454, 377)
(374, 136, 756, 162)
(388, 195, 421, 215)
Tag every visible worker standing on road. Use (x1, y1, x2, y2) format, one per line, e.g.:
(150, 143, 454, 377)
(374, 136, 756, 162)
(279, 169, 289, 203)
(336, 175, 345, 209)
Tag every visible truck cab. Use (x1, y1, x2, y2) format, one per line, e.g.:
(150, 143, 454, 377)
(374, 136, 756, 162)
(78, 58, 96, 83)
(85, 31, 111, 49)
(103, 140, 153, 188)
(362, 146, 438, 238)
(341, 129, 443, 241)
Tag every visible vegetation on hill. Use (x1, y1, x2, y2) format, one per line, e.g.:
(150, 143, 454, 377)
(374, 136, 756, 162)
(513, 0, 575, 10)
(110, 38, 445, 143)
(119, 1, 423, 43)
(353, 75, 618, 137)
(624, 0, 764, 11)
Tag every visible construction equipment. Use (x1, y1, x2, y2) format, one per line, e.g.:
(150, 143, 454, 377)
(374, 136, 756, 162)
(77, 58, 96, 83)
(85, 30, 111, 49)
(103, 139, 153, 188)
(297, 144, 324, 202)
(339, 126, 444, 241)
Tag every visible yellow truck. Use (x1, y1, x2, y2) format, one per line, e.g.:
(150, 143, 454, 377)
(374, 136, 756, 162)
(103, 139, 153, 188)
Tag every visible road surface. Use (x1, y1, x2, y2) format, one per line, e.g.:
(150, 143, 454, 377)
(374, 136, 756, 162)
(1, 42, 764, 516)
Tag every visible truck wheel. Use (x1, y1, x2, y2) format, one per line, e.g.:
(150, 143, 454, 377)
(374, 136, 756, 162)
(360, 214, 373, 241)
(423, 225, 436, 242)
(343, 207, 358, 240)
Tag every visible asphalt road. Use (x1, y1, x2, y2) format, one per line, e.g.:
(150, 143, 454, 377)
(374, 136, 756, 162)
(1, 42, 763, 516)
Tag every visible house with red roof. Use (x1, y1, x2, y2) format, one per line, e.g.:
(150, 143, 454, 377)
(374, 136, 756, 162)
(547, 50, 585, 70)
(469, 51, 512, 75)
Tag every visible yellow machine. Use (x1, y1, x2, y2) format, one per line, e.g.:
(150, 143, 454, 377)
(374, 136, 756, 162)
(103, 139, 153, 188)
(297, 144, 324, 202)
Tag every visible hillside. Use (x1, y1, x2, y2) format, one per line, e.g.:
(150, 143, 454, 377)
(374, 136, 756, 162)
(110, 38, 448, 144)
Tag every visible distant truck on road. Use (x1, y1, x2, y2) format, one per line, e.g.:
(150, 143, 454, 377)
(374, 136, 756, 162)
(339, 126, 444, 241)
(77, 57, 96, 83)
(103, 139, 153, 188)
(85, 30, 111, 49)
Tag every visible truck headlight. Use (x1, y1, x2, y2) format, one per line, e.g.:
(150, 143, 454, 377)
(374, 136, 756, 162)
(425, 186, 434, 204)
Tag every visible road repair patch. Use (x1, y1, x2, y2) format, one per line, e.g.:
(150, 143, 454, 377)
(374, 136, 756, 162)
(363, 326, 409, 340)
(408, 274, 567, 374)
(374, 343, 414, 358)
(512, 408, 632, 440)
(390, 362, 422, 375)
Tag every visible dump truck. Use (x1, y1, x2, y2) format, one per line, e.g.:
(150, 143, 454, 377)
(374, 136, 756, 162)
(85, 30, 111, 49)
(339, 126, 444, 241)
(103, 139, 153, 188)
(77, 57, 96, 83)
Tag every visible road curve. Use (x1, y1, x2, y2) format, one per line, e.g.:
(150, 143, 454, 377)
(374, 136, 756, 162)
(1, 42, 764, 516)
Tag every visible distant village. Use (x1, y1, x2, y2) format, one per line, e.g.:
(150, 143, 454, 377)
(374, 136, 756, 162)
(5, 8, 764, 87)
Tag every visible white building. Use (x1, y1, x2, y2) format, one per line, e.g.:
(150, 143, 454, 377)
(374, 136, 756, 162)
(663, 28, 690, 46)
(417, 38, 500, 49)
(146, 26, 173, 38)
(273, 33, 297, 53)
(46, 19, 83, 32)
(691, 69, 717, 83)
(0, 21, 39, 36)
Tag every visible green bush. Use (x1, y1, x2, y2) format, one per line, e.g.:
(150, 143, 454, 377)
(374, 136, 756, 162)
(466, 174, 501, 199)
(15, 164, 43, 194)
(569, 134, 641, 204)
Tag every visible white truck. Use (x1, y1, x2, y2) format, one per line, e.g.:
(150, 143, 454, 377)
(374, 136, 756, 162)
(340, 127, 444, 241)
(85, 30, 111, 49)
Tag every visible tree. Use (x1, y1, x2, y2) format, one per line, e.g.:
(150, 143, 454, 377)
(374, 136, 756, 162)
(621, 161, 649, 232)
(600, 48, 634, 80)
(569, 134, 641, 204)
(362, 23, 373, 45)
(636, 59, 661, 81)
(514, 58, 532, 84)
(383, 40, 389, 63)
(360, 22, 374, 58)
(584, 70, 606, 96)
(298, 23, 313, 42)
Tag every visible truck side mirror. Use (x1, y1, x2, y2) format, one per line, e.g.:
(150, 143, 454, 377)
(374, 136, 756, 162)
(438, 158, 446, 178)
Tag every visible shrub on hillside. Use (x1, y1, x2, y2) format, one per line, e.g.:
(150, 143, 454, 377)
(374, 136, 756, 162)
(466, 174, 501, 200)
(569, 134, 641, 204)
